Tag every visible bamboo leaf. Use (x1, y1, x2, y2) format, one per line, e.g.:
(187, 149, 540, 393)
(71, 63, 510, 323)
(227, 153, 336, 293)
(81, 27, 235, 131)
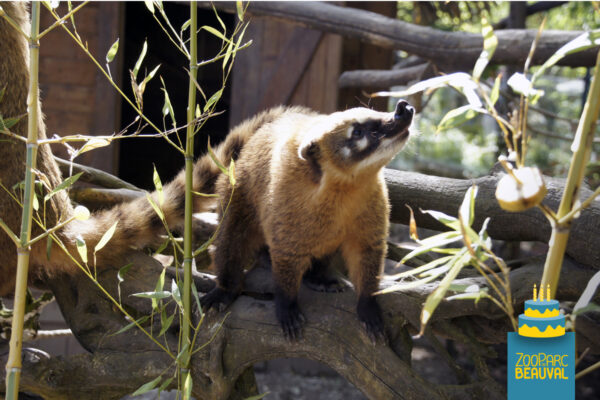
(94, 221, 118, 253)
(143, 0, 155, 14)
(377, 274, 440, 295)
(201, 25, 225, 41)
(236, 1, 245, 21)
(106, 38, 119, 63)
(44, 172, 83, 201)
(131, 291, 172, 300)
(158, 376, 174, 393)
(419, 251, 470, 335)
(420, 209, 461, 231)
(489, 74, 501, 106)
(390, 255, 454, 280)
(472, 17, 497, 82)
(223, 40, 234, 71)
(171, 279, 183, 309)
(175, 342, 190, 363)
(133, 40, 148, 80)
(436, 105, 479, 133)
(192, 284, 202, 316)
(152, 268, 166, 310)
(459, 185, 478, 227)
(76, 236, 87, 264)
(159, 309, 175, 336)
(204, 88, 223, 113)
(207, 140, 228, 175)
(117, 263, 133, 303)
(160, 77, 175, 126)
(0, 114, 25, 130)
(534, 30, 600, 82)
(131, 376, 162, 396)
(146, 193, 164, 221)
(77, 138, 111, 155)
(112, 315, 149, 336)
(400, 232, 462, 263)
(228, 159, 236, 186)
(153, 165, 164, 206)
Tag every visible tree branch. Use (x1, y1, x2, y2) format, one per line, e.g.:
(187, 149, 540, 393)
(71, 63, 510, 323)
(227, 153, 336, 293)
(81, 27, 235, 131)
(203, 2, 599, 69)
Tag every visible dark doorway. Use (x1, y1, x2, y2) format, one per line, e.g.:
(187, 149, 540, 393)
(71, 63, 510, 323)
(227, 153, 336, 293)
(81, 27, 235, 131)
(119, 2, 233, 189)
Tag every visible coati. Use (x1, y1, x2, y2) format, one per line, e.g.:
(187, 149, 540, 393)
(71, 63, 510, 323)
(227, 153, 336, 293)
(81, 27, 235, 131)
(0, 3, 415, 342)
(201, 101, 414, 340)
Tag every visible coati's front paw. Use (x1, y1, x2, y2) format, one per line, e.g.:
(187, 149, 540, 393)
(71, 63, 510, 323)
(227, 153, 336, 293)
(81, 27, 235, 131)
(357, 295, 387, 344)
(275, 291, 305, 341)
(200, 287, 237, 313)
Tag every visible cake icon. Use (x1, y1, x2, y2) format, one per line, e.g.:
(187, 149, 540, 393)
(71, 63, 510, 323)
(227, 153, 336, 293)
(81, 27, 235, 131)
(518, 284, 565, 338)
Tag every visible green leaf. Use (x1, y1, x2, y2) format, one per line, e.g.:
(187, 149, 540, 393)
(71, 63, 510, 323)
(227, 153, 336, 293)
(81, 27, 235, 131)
(160, 77, 175, 126)
(400, 232, 462, 263)
(192, 283, 202, 316)
(572, 302, 600, 316)
(154, 238, 170, 255)
(236, 1, 245, 21)
(131, 291, 172, 300)
(419, 251, 470, 335)
(139, 64, 161, 95)
(76, 236, 87, 264)
(146, 193, 164, 221)
(213, 4, 226, 32)
(117, 263, 133, 303)
(207, 140, 228, 175)
(153, 165, 164, 206)
(181, 19, 191, 33)
(112, 315, 149, 336)
(158, 376, 174, 393)
(159, 309, 175, 336)
(377, 274, 440, 295)
(420, 209, 461, 231)
(204, 88, 223, 112)
(183, 372, 193, 399)
(0, 114, 24, 130)
(534, 30, 600, 82)
(507, 73, 544, 99)
(106, 38, 119, 63)
(94, 221, 118, 253)
(489, 74, 501, 106)
(44, 172, 83, 202)
(228, 159, 236, 186)
(133, 40, 148, 80)
(171, 279, 183, 309)
(77, 138, 111, 155)
(223, 40, 234, 71)
(143, 0, 155, 14)
(459, 185, 478, 227)
(175, 342, 190, 363)
(152, 268, 166, 310)
(389, 255, 454, 280)
(32, 192, 39, 211)
(472, 17, 497, 82)
(201, 25, 226, 41)
(436, 105, 479, 133)
(131, 376, 162, 397)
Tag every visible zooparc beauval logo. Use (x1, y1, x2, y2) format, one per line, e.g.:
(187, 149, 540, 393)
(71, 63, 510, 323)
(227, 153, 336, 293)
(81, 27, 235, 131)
(508, 284, 575, 399)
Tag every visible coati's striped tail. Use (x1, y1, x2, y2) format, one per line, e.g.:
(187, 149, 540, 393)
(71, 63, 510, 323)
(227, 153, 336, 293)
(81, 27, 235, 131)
(37, 107, 285, 273)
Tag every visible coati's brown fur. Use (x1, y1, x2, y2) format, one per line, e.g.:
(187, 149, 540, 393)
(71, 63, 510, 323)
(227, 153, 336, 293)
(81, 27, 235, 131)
(201, 101, 414, 339)
(1, 3, 415, 341)
(0, 2, 260, 296)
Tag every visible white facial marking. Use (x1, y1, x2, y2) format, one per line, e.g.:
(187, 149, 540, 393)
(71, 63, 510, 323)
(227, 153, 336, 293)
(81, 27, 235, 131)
(355, 137, 408, 171)
(341, 146, 351, 158)
(356, 137, 368, 151)
(346, 126, 354, 139)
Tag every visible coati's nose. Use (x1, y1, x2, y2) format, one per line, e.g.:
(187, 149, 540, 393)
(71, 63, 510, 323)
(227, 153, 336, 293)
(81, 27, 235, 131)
(394, 100, 414, 121)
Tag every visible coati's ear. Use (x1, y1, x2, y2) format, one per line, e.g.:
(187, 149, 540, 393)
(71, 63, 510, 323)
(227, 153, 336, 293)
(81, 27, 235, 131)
(298, 141, 322, 183)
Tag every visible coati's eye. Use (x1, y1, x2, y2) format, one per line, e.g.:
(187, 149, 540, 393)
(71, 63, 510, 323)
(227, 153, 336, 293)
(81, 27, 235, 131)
(352, 127, 364, 139)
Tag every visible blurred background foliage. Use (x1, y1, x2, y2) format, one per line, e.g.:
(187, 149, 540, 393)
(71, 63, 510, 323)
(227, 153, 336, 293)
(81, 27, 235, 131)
(390, 2, 599, 186)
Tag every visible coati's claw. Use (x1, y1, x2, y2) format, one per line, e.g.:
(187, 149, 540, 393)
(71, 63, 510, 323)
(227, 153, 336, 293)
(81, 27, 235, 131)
(303, 274, 348, 293)
(357, 295, 387, 344)
(275, 291, 305, 341)
(200, 287, 237, 313)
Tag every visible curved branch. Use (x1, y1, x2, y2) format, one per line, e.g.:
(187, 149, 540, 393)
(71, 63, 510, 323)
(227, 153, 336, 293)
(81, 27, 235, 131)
(204, 2, 598, 69)
(338, 64, 436, 89)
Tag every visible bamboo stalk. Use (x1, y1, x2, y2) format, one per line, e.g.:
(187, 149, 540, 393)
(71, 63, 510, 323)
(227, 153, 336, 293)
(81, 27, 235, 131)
(5, 4, 40, 399)
(541, 51, 600, 297)
(180, 2, 198, 398)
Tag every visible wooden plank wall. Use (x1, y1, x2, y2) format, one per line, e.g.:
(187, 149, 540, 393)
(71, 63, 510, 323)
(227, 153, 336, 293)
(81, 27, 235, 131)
(39, 2, 123, 174)
(229, 17, 342, 126)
